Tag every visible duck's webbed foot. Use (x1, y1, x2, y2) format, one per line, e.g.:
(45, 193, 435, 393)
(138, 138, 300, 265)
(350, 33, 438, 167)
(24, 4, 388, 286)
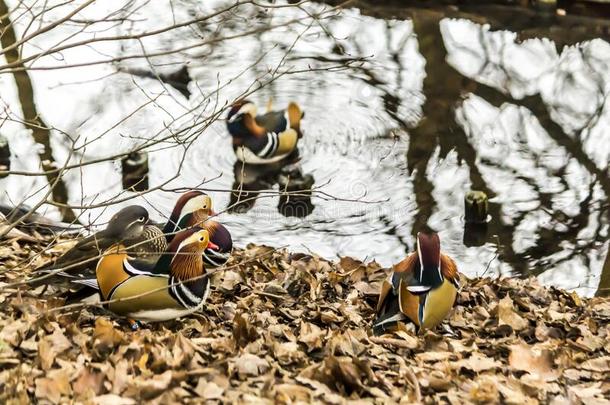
(128, 319, 142, 331)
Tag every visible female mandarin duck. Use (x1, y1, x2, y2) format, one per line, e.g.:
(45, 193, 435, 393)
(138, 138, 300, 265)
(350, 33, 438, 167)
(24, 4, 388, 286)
(226, 99, 304, 164)
(30, 206, 157, 287)
(373, 231, 461, 335)
(95, 227, 217, 322)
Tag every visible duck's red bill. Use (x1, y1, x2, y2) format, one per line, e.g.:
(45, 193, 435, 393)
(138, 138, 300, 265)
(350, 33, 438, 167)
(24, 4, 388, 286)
(207, 241, 220, 251)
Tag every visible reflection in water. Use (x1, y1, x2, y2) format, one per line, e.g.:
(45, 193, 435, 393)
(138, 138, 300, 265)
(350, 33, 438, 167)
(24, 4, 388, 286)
(230, 151, 315, 218)
(0, 1, 609, 295)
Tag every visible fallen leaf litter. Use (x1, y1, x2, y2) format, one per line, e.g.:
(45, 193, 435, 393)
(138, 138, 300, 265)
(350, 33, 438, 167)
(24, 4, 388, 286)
(0, 241, 608, 403)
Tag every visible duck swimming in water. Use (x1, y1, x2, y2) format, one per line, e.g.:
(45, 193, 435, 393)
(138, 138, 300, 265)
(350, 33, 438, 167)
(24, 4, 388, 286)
(227, 99, 304, 164)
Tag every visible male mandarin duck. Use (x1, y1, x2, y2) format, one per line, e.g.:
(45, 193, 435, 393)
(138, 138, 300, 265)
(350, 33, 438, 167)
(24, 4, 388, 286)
(32, 192, 217, 284)
(161, 190, 232, 267)
(94, 227, 216, 322)
(160, 191, 213, 241)
(226, 99, 304, 164)
(373, 231, 461, 335)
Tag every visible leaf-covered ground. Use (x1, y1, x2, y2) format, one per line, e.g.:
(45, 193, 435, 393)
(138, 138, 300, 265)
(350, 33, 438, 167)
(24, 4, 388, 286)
(0, 239, 609, 404)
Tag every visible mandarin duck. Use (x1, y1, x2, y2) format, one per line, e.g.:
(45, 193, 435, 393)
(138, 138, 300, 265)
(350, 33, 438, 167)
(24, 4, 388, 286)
(93, 227, 216, 322)
(227, 99, 304, 164)
(34, 192, 215, 281)
(372, 231, 461, 335)
(62, 191, 231, 305)
(30, 206, 158, 287)
(160, 190, 232, 267)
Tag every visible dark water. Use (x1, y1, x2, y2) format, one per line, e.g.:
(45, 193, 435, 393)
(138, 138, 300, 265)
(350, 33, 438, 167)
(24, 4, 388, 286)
(1, 1, 609, 296)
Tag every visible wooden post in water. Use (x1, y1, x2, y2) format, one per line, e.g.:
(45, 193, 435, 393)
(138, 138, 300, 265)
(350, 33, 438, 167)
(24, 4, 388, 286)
(463, 190, 489, 246)
(121, 152, 149, 192)
(596, 242, 610, 298)
(465, 190, 489, 225)
(0, 135, 9, 179)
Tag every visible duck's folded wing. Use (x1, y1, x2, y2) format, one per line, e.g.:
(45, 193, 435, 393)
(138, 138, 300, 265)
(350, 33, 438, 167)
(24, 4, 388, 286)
(275, 129, 298, 155)
(35, 231, 110, 273)
(373, 253, 422, 333)
(256, 110, 288, 133)
(123, 256, 168, 277)
(441, 253, 460, 289)
(107, 275, 180, 317)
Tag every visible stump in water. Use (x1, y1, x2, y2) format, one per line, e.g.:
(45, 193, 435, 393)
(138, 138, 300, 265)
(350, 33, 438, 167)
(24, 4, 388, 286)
(0, 134, 10, 179)
(464, 190, 489, 225)
(121, 152, 149, 192)
(464, 190, 488, 247)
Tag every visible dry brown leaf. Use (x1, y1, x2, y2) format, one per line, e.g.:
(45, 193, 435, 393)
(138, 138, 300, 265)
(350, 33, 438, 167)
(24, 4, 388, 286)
(496, 378, 537, 405)
(393, 330, 420, 349)
(568, 383, 607, 405)
(0, 319, 27, 346)
(171, 333, 195, 368)
(274, 341, 304, 365)
(274, 383, 312, 403)
(415, 351, 456, 362)
(498, 294, 529, 331)
(509, 343, 558, 381)
(578, 356, 610, 373)
(219, 270, 244, 292)
(194, 380, 224, 400)
(236, 353, 269, 378)
(93, 318, 124, 351)
(299, 321, 325, 352)
(111, 359, 130, 395)
(93, 394, 136, 405)
(39, 327, 72, 370)
(233, 313, 259, 348)
(131, 370, 173, 399)
(469, 375, 500, 403)
(324, 356, 363, 394)
(35, 369, 71, 404)
(454, 352, 502, 372)
(73, 367, 105, 397)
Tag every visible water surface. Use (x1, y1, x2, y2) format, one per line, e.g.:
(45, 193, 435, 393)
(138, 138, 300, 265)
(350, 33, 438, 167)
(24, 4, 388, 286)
(0, 1, 608, 296)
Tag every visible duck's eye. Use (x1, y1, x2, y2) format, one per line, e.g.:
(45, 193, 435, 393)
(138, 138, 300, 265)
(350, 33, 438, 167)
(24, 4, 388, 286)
(199, 237, 204, 241)
(138, 216, 145, 222)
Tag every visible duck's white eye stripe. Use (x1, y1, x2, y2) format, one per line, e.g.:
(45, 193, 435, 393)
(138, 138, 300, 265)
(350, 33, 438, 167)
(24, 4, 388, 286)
(417, 238, 424, 280)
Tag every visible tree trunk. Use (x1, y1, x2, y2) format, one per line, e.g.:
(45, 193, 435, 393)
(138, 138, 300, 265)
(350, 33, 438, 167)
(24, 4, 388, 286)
(0, 0, 77, 222)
